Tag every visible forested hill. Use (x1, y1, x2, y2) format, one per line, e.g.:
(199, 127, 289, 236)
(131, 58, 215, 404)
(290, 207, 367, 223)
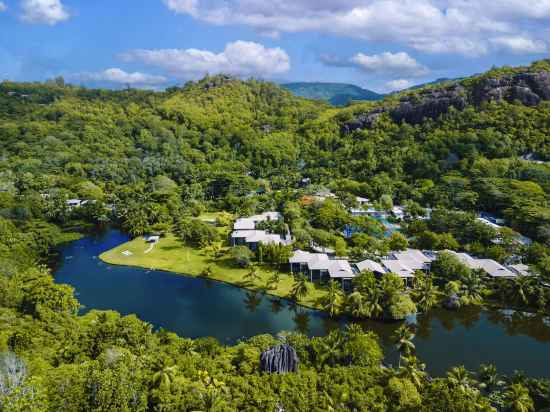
(1, 61, 550, 244)
(2, 61, 550, 410)
(282, 81, 384, 105)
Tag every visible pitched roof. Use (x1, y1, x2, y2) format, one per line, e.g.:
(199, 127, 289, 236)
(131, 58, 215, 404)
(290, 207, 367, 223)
(356, 259, 386, 274)
(327, 260, 354, 278)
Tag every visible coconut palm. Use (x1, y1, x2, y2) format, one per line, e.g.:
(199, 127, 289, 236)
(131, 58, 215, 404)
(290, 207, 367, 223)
(152, 362, 178, 390)
(447, 365, 476, 394)
(291, 274, 309, 300)
(478, 364, 505, 392)
(398, 355, 427, 388)
(504, 384, 534, 412)
(393, 324, 416, 367)
(346, 291, 368, 318)
(413, 273, 439, 312)
(460, 271, 484, 305)
(512, 276, 535, 306)
(364, 287, 384, 319)
(322, 280, 342, 318)
(315, 331, 342, 369)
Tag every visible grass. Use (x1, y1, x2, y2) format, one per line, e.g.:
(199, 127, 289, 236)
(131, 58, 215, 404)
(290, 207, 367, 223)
(99, 233, 328, 310)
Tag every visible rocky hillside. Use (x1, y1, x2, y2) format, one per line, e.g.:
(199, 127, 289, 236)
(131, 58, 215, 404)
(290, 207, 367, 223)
(342, 60, 550, 132)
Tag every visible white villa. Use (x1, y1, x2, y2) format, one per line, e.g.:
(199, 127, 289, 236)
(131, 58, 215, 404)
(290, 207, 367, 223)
(231, 211, 291, 251)
(289, 250, 355, 289)
(445, 251, 517, 279)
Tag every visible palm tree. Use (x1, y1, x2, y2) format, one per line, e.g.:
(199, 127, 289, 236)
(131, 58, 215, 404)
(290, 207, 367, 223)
(413, 274, 439, 312)
(398, 355, 427, 388)
(364, 287, 384, 319)
(447, 365, 476, 394)
(291, 274, 308, 300)
(477, 364, 505, 392)
(460, 271, 484, 305)
(151, 362, 178, 390)
(504, 384, 534, 412)
(393, 324, 416, 367)
(322, 280, 342, 318)
(512, 276, 535, 306)
(346, 291, 367, 318)
(315, 331, 342, 369)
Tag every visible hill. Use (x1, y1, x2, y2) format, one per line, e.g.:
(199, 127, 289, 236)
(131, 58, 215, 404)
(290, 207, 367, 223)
(282, 81, 384, 106)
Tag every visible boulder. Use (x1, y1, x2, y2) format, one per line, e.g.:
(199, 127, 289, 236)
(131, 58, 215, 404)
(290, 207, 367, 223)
(260, 344, 299, 374)
(443, 294, 461, 311)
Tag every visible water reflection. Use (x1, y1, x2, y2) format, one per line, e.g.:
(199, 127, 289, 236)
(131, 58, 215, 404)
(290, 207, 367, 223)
(53, 228, 550, 377)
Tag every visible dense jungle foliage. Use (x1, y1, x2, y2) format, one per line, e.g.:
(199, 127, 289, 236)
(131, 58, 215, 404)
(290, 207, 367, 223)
(1, 61, 550, 411)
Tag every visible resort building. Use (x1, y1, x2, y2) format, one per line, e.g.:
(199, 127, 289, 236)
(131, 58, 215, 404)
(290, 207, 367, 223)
(446, 251, 517, 279)
(289, 250, 355, 289)
(231, 211, 290, 250)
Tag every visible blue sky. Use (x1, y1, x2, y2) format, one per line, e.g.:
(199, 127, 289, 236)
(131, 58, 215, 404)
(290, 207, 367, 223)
(1, 0, 549, 92)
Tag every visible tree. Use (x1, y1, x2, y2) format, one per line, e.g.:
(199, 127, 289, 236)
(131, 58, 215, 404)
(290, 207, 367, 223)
(291, 274, 309, 300)
(322, 281, 342, 318)
(504, 384, 534, 412)
(231, 246, 253, 268)
(388, 232, 409, 252)
(393, 324, 416, 367)
(431, 251, 471, 281)
(413, 273, 439, 313)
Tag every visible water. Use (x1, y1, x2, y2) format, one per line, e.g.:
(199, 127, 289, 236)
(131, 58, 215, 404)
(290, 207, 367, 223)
(53, 228, 550, 377)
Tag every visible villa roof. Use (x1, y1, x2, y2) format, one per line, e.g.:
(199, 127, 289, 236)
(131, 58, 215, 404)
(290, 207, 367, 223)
(382, 260, 416, 278)
(234, 218, 256, 230)
(356, 259, 386, 274)
(327, 260, 354, 279)
(509, 264, 530, 277)
(445, 251, 516, 278)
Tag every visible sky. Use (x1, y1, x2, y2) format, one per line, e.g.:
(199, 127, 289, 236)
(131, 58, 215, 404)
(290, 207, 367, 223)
(0, 0, 549, 92)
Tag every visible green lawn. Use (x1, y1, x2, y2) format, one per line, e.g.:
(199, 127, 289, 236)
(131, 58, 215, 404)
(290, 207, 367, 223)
(99, 233, 328, 310)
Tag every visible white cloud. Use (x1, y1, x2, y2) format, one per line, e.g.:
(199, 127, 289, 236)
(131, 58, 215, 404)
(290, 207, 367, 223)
(490, 35, 547, 54)
(21, 0, 70, 25)
(351, 52, 429, 77)
(78, 68, 168, 85)
(0, 2, 7, 12)
(162, 0, 550, 56)
(385, 79, 413, 91)
(163, 0, 198, 16)
(121, 41, 290, 79)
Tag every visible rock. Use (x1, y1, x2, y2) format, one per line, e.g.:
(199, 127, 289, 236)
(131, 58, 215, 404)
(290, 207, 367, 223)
(260, 344, 299, 374)
(390, 84, 467, 125)
(471, 71, 550, 106)
(341, 70, 550, 132)
(443, 294, 461, 311)
(340, 108, 384, 134)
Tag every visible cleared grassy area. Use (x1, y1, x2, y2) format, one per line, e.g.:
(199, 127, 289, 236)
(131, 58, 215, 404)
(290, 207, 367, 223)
(99, 233, 328, 310)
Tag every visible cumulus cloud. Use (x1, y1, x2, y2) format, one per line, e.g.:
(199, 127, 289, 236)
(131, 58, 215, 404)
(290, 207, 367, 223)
(21, 0, 70, 25)
(321, 51, 429, 78)
(78, 68, 168, 85)
(385, 79, 413, 91)
(162, 0, 550, 56)
(0, 2, 7, 12)
(490, 35, 547, 54)
(351, 52, 429, 77)
(120, 41, 290, 79)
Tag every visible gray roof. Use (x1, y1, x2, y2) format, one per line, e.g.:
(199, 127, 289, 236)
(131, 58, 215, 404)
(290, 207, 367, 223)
(356, 259, 386, 274)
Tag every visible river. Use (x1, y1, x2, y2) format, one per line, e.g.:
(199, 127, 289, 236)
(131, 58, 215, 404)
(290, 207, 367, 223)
(53, 228, 550, 377)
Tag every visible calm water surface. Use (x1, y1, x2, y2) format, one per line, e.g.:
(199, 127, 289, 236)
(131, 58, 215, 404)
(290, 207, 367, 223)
(53, 228, 550, 377)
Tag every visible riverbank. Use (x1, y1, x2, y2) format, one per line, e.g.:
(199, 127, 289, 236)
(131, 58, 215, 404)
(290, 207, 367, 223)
(99, 233, 329, 311)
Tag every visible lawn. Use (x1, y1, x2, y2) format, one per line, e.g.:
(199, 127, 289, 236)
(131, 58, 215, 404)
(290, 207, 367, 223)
(99, 233, 328, 310)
